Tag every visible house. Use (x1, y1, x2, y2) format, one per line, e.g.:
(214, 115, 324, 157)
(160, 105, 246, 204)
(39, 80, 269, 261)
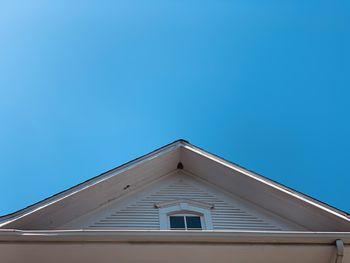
(0, 139, 349, 262)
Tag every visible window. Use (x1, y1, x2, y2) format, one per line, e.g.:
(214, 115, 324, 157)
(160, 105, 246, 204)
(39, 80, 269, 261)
(169, 214, 202, 230)
(155, 199, 214, 230)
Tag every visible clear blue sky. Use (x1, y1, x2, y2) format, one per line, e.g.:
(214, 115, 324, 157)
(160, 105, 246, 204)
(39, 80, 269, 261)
(0, 0, 349, 216)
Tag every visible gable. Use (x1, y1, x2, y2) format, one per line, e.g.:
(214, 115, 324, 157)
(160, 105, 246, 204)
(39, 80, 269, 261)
(1, 140, 349, 231)
(61, 171, 301, 231)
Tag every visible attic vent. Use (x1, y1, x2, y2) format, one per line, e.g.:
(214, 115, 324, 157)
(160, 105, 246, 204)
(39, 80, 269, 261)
(177, 162, 183, 169)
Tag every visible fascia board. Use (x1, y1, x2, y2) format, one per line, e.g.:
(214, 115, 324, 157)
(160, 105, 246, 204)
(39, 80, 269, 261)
(0, 229, 350, 245)
(0, 140, 184, 226)
(180, 142, 350, 222)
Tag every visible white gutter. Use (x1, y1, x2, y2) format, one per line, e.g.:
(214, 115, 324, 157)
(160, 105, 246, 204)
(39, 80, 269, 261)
(0, 230, 350, 244)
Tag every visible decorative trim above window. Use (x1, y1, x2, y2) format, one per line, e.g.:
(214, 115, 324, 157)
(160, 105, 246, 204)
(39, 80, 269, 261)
(155, 199, 214, 230)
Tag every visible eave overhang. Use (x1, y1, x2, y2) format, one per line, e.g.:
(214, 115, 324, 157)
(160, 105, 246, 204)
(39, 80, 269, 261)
(1, 230, 350, 245)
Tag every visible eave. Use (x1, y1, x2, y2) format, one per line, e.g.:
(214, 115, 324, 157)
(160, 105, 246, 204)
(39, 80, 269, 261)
(0, 229, 350, 244)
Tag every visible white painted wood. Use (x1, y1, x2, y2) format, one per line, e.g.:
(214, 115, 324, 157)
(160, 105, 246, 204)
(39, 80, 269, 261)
(180, 144, 350, 231)
(158, 200, 213, 230)
(2, 140, 349, 231)
(155, 199, 214, 209)
(83, 172, 292, 231)
(0, 144, 181, 229)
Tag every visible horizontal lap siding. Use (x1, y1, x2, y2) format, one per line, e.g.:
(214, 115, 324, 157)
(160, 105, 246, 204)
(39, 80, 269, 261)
(89, 179, 280, 230)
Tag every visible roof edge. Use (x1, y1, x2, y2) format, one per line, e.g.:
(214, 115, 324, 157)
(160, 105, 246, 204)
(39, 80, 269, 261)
(0, 229, 350, 244)
(2, 139, 349, 228)
(0, 139, 187, 224)
(181, 142, 350, 221)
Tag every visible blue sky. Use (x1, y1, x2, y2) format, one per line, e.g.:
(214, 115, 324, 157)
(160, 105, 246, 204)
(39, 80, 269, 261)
(0, 0, 349, 216)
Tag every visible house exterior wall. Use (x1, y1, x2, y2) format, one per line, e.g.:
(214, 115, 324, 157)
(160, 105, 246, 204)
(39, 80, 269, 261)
(0, 242, 347, 263)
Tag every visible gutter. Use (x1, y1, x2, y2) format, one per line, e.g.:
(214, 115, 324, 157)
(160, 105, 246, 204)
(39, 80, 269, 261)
(0, 230, 349, 244)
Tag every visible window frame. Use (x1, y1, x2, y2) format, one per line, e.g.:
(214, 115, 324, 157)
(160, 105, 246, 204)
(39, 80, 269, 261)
(169, 213, 203, 230)
(155, 199, 213, 230)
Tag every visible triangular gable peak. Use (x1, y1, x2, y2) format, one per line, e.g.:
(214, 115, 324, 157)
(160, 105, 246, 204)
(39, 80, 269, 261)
(1, 140, 349, 231)
(60, 171, 302, 231)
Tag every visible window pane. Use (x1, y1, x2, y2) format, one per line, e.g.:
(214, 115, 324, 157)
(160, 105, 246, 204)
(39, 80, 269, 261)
(186, 216, 202, 229)
(170, 216, 185, 229)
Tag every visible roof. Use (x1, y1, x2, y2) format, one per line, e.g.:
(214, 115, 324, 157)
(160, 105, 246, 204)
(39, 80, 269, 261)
(0, 139, 349, 231)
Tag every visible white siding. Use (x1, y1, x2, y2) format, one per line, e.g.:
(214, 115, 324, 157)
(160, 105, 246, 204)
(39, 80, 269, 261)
(89, 174, 281, 230)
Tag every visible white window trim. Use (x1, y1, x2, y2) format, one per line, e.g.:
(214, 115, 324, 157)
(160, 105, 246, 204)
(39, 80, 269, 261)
(169, 213, 204, 230)
(155, 199, 213, 230)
